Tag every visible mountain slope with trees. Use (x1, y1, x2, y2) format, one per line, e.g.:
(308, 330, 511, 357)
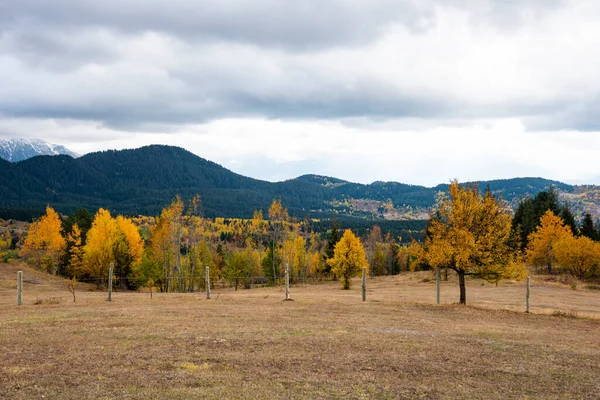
(0, 144, 588, 223)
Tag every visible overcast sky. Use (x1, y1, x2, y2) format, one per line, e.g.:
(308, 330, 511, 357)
(1, 0, 600, 186)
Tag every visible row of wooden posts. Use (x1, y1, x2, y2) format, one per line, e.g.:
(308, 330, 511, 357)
(15, 266, 532, 313)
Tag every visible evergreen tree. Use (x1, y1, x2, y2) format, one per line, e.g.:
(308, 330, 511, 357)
(533, 188, 561, 218)
(261, 240, 280, 284)
(60, 208, 94, 276)
(511, 188, 562, 250)
(323, 220, 341, 276)
(560, 204, 578, 236)
(113, 232, 134, 290)
(580, 212, 599, 241)
(324, 220, 340, 260)
(63, 208, 93, 243)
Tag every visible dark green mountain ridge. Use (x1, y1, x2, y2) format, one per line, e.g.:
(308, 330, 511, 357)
(0, 145, 583, 224)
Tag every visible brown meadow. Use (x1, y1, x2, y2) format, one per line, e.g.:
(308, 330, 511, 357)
(1, 263, 599, 399)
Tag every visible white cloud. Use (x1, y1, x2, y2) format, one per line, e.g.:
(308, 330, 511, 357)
(3, 117, 600, 186)
(1, 1, 600, 184)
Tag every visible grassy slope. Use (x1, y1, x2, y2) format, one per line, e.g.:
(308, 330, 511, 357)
(0, 262, 96, 295)
(0, 270, 599, 399)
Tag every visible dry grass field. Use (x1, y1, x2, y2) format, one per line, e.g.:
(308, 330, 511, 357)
(1, 262, 599, 399)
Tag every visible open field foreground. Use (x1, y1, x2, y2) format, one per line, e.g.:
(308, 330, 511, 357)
(1, 266, 599, 399)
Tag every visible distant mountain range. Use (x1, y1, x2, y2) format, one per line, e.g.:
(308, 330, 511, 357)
(0, 138, 79, 162)
(3, 144, 598, 225)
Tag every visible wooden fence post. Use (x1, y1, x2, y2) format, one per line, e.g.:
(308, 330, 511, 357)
(285, 264, 290, 300)
(526, 275, 530, 313)
(108, 263, 114, 302)
(206, 266, 211, 299)
(436, 267, 441, 305)
(17, 271, 22, 306)
(362, 267, 366, 302)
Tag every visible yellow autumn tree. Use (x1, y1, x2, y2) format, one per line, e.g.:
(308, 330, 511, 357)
(149, 196, 184, 292)
(115, 216, 144, 263)
(266, 199, 289, 280)
(19, 206, 66, 274)
(81, 210, 144, 288)
(327, 229, 369, 290)
(308, 250, 324, 278)
(81, 208, 119, 286)
(422, 181, 526, 304)
(526, 210, 573, 274)
(67, 223, 85, 277)
(113, 215, 144, 289)
(554, 235, 600, 279)
(0, 231, 12, 251)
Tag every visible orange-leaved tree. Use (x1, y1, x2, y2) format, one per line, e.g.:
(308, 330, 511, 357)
(421, 181, 526, 304)
(19, 205, 66, 274)
(526, 210, 573, 274)
(327, 229, 369, 290)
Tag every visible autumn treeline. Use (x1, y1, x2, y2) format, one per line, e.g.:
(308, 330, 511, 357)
(403, 182, 600, 305)
(12, 197, 407, 292)
(512, 188, 600, 281)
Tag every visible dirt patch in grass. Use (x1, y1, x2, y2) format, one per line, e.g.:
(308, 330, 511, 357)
(1, 273, 599, 399)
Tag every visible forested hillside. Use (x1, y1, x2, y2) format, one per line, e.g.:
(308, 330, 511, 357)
(0, 145, 581, 222)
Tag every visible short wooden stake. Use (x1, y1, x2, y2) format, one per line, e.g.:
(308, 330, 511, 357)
(17, 271, 23, 306)
(285, 264, 290, 300)
(108, 263, 114, 302)
(205, 266, 211, 299)
(436, 267, 441, 305)
(526, 276, 530, 313)
(362, 267, 366, 302)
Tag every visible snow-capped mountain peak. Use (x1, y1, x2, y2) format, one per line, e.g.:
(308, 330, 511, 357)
(0, 138, 80, 162)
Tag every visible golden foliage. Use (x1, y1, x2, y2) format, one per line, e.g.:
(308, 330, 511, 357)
(308, 251, 324, 277)
(81, 209, 143, 285)
(149, 196, 184, 291)
(268, 199, 288, 222)
(115, 216, 144, 266)
(67, 224, 85, 277)
(19, 206, 66, 274)
(0, 231, 12, 251)
(422, 181, 526, 303)
(327, 229, 369, 289)
(554, 235, 600, 279)
(526, 210, 573, 274)
(406, 241, 424, 272)
(81, 208, 119, 281)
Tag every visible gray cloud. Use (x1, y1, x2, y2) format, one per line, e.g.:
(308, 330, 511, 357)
(0, 0, 597, 132)
(513, 90, 600, 132)
(1, 0, 426, 50)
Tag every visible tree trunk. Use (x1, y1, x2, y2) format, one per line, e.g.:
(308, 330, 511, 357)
(547, 260, 552, 274)
(272, 240, 277, 283)
(458, 270, 466, 305)
(189, 257, 196, 292)
(343, 272, 351, 290)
